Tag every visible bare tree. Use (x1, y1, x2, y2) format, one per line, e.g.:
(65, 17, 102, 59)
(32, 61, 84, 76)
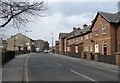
(0, 0, 48, 29)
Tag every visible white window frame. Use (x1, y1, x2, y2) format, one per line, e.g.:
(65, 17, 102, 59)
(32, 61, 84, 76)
(75, 46, 78, 53)
(67, 47, 70, 52)
(90, 33, 92, 38)
(102, 27, 106, 34)
(85, 34, 88, 40)
(95, 29, 98, 36)
(84, 46, 88, 52)
(81, 37, 83, 41)
(90, 45, 92, 52)
(95, 44, 99, 53)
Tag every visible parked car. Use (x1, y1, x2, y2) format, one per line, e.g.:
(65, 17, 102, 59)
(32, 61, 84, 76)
(43, 50, 48, 53)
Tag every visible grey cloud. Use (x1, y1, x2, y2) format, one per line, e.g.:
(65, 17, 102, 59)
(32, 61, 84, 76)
(50, 2, 118, 16)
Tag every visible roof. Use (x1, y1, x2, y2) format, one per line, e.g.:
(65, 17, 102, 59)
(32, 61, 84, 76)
(91, 11, 120, 28)
(59, 33, 69, 39)
(75, 41, 83, 46)
(67, 42, 75, 46)
(67, 25, 92, 39)
(7, 33, 33, 41)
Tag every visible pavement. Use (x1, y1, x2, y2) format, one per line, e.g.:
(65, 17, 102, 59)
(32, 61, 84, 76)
(2, 54, 28, 81)
(2, 52, 119, 81)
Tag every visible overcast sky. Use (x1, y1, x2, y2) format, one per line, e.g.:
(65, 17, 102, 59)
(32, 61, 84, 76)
(2, 0, 119, 47)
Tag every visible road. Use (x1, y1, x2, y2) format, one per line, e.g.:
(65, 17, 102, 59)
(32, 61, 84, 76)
(24, 53, 118, 82)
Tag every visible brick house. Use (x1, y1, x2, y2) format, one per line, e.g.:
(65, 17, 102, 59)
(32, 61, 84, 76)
(34, 39, 47, 52)
(55, 40, 59, 54)
(66, 25, 92, 58)
(7, 33, 32, 53)
(58, 33, 69, 55)
(66, 28, 80, 56)
(91, 11, 120, 56)
(7, 33, 49, 53)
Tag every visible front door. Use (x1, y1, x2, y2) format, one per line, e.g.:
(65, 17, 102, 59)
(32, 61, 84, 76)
(95, 44, 99, 53)
(103, 44, 107, 55)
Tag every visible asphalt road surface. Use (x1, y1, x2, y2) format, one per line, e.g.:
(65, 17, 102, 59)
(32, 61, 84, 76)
(24, 53, 118, 82)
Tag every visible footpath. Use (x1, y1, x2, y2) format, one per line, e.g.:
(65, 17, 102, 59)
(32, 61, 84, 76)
(2, 54, 28, 81)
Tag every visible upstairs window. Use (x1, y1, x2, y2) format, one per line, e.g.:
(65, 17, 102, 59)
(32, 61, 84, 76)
(90, 33, 92, 38)
(85, 34, 88, 40)
(81, 37, 83, 41)
(102, 27, 106, 34)
(95, 29, 98, 36)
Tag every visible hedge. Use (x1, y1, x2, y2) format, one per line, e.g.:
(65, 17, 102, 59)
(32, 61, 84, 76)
(2, 51, 15, 65)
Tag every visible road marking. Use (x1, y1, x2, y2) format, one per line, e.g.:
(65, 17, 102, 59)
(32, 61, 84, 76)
(70, 70, 95, 81)
(53, 62, 63, 67)
(25, 56, 29, 82)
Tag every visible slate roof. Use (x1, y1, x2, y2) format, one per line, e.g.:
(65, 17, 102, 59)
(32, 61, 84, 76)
(99, 12, 118, 23)
(59, 33, 69, 39)
(67, 42, 75, 46)
(67, 25, 92, 39)
(91, 11, 120, 29)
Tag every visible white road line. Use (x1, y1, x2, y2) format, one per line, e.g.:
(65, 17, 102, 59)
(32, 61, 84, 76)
(25, 56, 29, 82)
(70, 70, 95, 81)
(53, 62, 63, 67)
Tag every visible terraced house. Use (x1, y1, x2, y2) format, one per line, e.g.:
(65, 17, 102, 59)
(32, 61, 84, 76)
(58, 33, 69, 55)
(91, 11, 120, 56)
(66, 28, 80, 56)
(56, 11, 120, 65)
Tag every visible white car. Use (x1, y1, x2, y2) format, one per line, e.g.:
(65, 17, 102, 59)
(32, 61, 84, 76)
(43, 50, 48, 53)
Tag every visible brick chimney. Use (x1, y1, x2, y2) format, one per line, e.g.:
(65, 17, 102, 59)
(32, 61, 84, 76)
(83, 24, 88, 28)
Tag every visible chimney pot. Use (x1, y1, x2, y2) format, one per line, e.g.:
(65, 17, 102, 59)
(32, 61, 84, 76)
(73, 27, 76, 30)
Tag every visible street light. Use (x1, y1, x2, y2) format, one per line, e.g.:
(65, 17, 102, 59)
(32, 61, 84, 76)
(25, 30, 32, 54)
(51, 33, 54, 53)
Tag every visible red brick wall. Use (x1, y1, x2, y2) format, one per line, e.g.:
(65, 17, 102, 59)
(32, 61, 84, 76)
(92, 14, 112, 55)
(117, 25, 120, 52)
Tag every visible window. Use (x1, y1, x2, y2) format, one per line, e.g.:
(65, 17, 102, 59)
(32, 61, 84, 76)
(81, 37, 83, 41)
(75, 46, 78, 53)
(95, 29, 98, 36)
(85, 34, 88, 40)
(84, 46, 88, 51)
(67, 47, 70, 52)
(90, 45, 92, 52)
(102, 27, 106, 34)
(90, 33, 92, 38)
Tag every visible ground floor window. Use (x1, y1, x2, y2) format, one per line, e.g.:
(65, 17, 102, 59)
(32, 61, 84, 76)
(95, 44, 99, 53)
(90, 45, 92, 52)
(75, 46, 78, 53)
(84, 46, 88, 52)
(67, 47, 70, 52)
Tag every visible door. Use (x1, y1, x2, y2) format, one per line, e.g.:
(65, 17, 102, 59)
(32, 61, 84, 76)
(103, 44, 107, 55)
(95, 44, 99, 53)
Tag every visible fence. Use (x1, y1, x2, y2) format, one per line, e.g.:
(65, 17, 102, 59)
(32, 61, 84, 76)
(68, 52, 82, 59)
(97, 54, 116, 65)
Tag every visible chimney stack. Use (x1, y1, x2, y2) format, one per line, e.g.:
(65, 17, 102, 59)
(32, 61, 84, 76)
(73, 27, 76, 30)
(83, 24, 88, 28)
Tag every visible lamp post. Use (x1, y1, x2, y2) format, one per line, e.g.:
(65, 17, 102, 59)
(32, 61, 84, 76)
(25, 30, 32, 54)
(51, 33, 54, 53)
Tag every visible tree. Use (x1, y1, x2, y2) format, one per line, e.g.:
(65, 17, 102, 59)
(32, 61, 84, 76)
(0, 0, 48, 29)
